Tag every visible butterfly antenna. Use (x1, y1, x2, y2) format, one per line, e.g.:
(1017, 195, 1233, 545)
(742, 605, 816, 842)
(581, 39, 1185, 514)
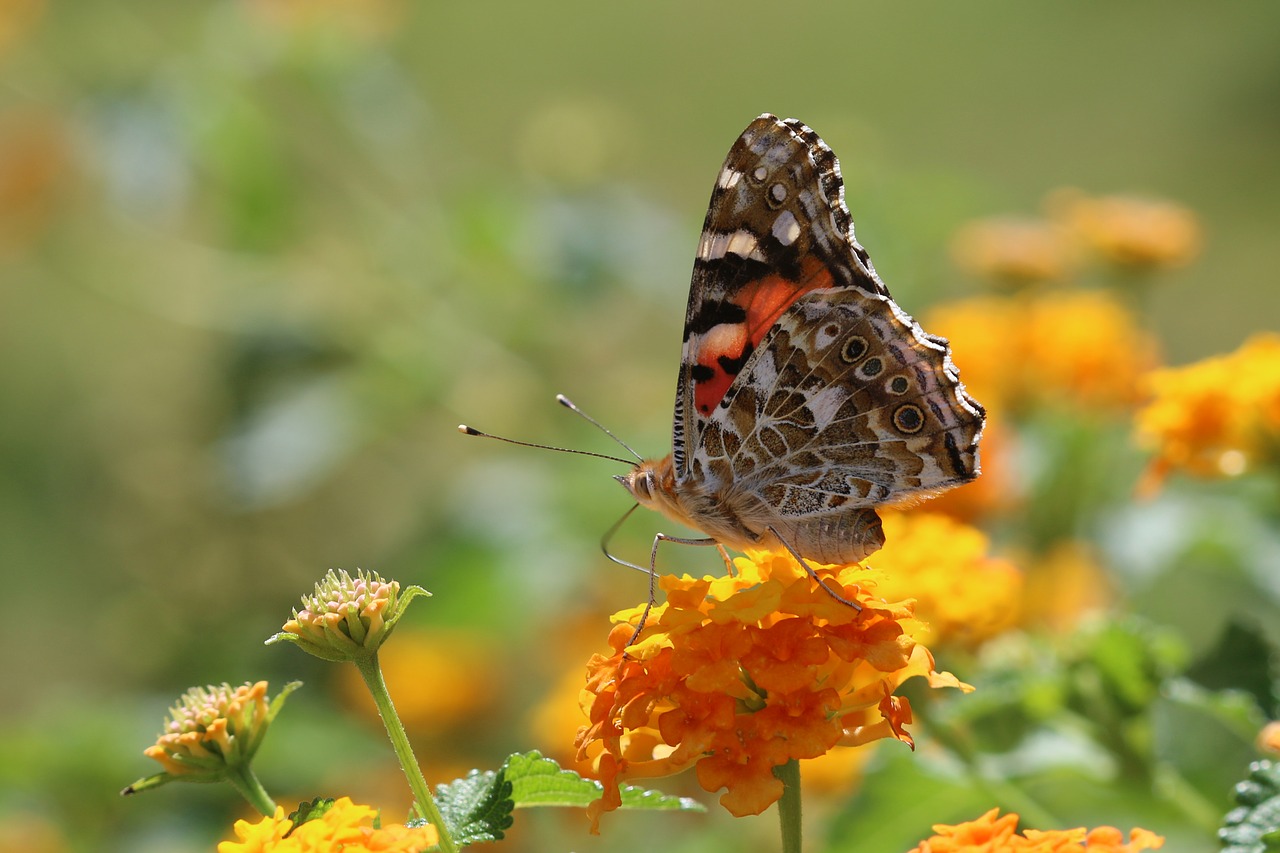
(457, 425, 634, 466)
(556, 394, 643, 462)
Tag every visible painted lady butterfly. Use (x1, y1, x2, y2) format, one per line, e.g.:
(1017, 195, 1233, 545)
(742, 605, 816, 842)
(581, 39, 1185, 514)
(614, 114, 985, 596)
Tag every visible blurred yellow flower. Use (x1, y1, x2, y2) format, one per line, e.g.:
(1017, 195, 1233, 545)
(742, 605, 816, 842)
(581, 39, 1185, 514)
(1258, 721, 1280, 756)
(1049, 188, 1201, 271)
(0, 812, 66, 853)
(244, 0, 406, 43)
(1135, 333, 1280, 487)
(928, 290, 1158, 415)
(0, 109, 67, 255)
(873, 511, 1022, 648)
(337, 627, 498, 733)
(575, 550, 969, 827)
(0, 0, 42, 57)
(951, 216, 1078, 286)
(1020, 541, 1112, 634)
(907, 808, 1164, 852)
(218, 798, 438, 853)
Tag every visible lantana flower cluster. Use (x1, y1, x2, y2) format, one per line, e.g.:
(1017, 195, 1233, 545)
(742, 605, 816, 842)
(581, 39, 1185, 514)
(1135, 332, 1280, 484)
(575, 549, 969, 828)
(218, 797, 438, 853)
(908, 809, 1164, 852)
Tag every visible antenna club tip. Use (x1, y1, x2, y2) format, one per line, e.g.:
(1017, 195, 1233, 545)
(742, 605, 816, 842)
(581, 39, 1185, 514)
(458, 424, 480, 435)
(555, 394, 571, 406)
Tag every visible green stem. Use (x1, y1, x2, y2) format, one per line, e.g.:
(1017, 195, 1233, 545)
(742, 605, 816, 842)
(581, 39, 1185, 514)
(226, 765, 277, 816)
(355, 654, 458, 853)
(775, 759, 803, 853)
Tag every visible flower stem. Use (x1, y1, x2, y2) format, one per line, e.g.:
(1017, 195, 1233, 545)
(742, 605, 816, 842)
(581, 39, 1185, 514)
(775, 759, 803, 853)
(355, 654, 458, 853)
(225, 765, 277, 816)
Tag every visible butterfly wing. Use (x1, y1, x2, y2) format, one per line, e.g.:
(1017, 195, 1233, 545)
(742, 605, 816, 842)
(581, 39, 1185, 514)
(673, 115, 984, 563)
(698, 287, 984, 562)
(673, 114, 891, 477)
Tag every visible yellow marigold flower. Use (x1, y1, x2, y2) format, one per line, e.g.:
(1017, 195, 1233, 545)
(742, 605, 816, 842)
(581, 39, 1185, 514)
(907, 808, 1164, 852)
(219, 797, 439, 852)
(575, 551, 969, 828)
(873, 511, 1022, 648)
(1135, 333, 1280, 486)
(927, 290, 1158, 415)
(269, 569, 428, 663)
(1049, 188, 1201, 271)
(950, 216, 1078, 286)
(137, 681, 298, 784)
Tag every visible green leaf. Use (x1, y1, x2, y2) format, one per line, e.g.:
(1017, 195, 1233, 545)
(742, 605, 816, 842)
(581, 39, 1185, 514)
(434, 766, 515, 846)
(290, 797, 338, 827)
(504, 750, 704, 813)
(433, 752, 703, 846)
(1220, 760, 1280, 853)
(1186, 621, 1279, 718)
(1153, 679, 1264, 806)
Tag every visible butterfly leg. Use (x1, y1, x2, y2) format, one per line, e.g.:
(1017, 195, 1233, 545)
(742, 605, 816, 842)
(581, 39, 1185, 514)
(626, 532, 721, 648)
(766, 525, 863, 613)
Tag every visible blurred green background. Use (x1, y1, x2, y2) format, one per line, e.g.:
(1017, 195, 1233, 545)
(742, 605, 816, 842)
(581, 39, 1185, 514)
(2, 2, 1279, 851)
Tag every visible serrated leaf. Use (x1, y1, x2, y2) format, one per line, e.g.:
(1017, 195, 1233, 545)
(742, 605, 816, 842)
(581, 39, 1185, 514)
(1220, 760, 1280, 853)
(503, 750, 703, 813)
(433, 768, 514, 846)
(290, 797, 337, 827)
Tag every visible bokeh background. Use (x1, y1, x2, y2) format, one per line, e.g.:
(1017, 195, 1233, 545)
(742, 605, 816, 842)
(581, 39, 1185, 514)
(2, 2, 1279, 851)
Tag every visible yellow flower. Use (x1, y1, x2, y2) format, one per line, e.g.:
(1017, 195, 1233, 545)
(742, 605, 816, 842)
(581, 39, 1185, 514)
(950, 216, 1078, 286)
(1020, 541, 1112, 634)
(927, 290, 1158, 416)
(1049, 188, 1201, 271)
(873, 511, 1022, 648)
(270, 569, 428, 663)
(907, 808, 1164, 852)
(337, 627, 498, 732)
(1135, 333, 1280, 486)
(219, 798, 439, 852)
(575, 550, 969, 828)
(139, 681, 296, 782)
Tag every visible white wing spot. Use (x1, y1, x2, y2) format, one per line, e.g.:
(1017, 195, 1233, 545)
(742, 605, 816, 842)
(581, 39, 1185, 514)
(772, 210, 801, 246)
(699, 229, 762, 261)
(717, 167, 742, 190)
(725, 229, 758, 259)
(752, 166, 768, 182)
(770, 183, 787, 203)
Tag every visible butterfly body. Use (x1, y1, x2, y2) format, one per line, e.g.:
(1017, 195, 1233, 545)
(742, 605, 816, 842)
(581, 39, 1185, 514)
(615, 115, 985, 566)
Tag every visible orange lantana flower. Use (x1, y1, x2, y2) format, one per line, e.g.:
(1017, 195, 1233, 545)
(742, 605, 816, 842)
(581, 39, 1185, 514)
(575, 550, 968, 828)
(907, 808, 1164, 852)
(1135, 332, 1280, 488)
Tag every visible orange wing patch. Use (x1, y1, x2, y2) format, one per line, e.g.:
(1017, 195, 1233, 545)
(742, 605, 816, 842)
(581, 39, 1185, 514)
(692, 259, 836, 415)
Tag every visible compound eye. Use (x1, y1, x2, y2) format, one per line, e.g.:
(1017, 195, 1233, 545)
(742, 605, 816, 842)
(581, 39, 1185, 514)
(632, 471, 652, 500)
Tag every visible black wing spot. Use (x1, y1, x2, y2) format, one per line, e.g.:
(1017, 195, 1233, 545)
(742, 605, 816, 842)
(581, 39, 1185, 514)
(717, 342, 754, 376)
(690, 364, 715, 381)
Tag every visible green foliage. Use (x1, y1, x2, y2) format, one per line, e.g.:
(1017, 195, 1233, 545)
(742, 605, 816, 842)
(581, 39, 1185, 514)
(1220, 761, 1280, 853)
(432, 751, 703, 846)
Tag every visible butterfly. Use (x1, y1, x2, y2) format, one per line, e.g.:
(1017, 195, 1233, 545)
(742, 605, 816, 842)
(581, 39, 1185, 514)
(614, 114, 985, 596)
